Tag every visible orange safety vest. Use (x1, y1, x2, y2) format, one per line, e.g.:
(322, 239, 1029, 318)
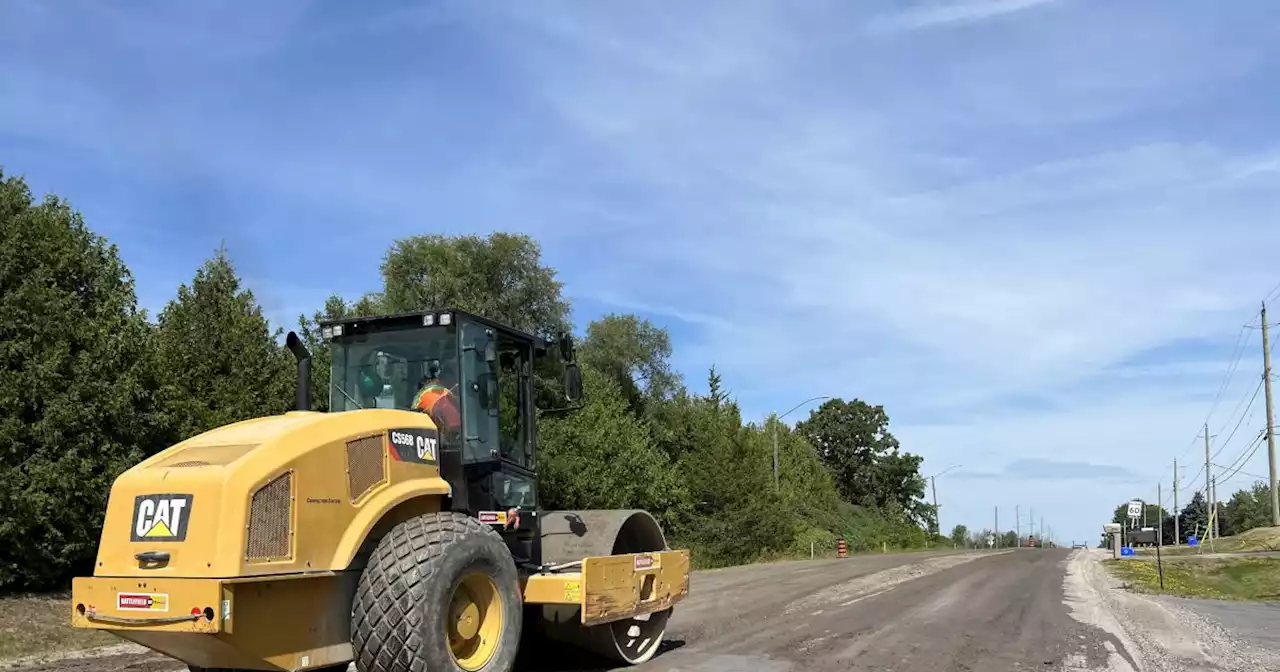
(413, 382, 460, 429)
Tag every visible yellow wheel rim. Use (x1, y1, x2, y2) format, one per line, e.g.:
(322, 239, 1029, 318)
(447, 571, 503, 670)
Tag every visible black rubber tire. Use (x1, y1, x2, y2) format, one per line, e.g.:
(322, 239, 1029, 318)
(351, 511, 523, 672)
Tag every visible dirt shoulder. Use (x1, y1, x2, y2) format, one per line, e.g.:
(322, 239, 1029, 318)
(0, 594, 114, 662)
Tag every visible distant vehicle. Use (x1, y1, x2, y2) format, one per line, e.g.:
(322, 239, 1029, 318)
(1127, 528, 1158, 547)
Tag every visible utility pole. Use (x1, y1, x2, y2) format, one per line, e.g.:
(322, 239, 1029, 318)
(1016, 505, 1021, 547)
(772, 396, 832, 491)
(1173, 460, 1180, 545)
(1263, 301, 1278, 526)
(1158, 482, 1163, 548)
(931, 476, 939, 536)
(1204, 422, 1213, 542)
(1212, 475, 1220, 539)
(995, 506, 1000, 548)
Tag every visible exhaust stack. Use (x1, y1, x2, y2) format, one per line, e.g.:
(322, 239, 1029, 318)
(285, 331, 312, 412)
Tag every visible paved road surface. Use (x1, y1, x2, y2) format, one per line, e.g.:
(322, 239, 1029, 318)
(10, 549, 1279, 672)
(1159, 598, 1280, 655)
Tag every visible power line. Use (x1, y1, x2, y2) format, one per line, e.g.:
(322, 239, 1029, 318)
(1213, 463, 1272, 482)
(1186, 425, 1263, 500)
(1168, 280, 1280, 510)
(1179, 323, 1255, 467)
(1179, 351, 1264, 497)
(1216, 429, 1267, 483)
(1265, 279, 1280, 305)
(1217, 433, 1266, 484)
(1214, 378, 1265, 460)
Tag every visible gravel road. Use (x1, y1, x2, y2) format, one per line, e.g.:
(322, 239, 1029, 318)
(639, 548, 1125, 671)
(9, 548, 1280, 672)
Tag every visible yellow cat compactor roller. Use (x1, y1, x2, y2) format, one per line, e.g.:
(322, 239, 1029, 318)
(70, 308, 690, 671)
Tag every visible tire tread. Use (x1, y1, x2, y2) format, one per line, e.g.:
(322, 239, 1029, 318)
(352, 511, 507, 672)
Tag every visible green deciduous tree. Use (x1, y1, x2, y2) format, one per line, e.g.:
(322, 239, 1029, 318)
(950, 524, 969, 547)
(154, 248, 295, 441)
(796, 398, 898, 506)
(579, 313, 681, 417)
(795, 398, 928, 524)
(0, 172, 164, 589)
(1216, 481, 1271, 538)
(377, 232, 571, 339)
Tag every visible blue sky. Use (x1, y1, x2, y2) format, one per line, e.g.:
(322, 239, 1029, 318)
(3, 0, 1280, 545)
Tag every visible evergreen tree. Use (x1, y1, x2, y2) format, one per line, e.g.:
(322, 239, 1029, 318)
(154, 247, 294, 441)
(1179, 491, 1210, 543)
(0, 171, 163, 589)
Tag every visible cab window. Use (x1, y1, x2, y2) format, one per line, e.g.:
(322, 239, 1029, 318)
(497, 335, 533, 468)
(459, 321, 499, 463)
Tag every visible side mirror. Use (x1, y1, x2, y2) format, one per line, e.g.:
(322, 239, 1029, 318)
(564, 362, 583, 402)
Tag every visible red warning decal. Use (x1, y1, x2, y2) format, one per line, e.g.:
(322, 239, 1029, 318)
(478, 511, 508, 525)
(634, 554, 660, 571)
(117, 592, 169, 612)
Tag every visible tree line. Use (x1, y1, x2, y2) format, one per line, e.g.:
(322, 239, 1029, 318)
(0, 169, 940, 591)
(1105, 481, 1276, 547)
(947, 524, 1019, 549)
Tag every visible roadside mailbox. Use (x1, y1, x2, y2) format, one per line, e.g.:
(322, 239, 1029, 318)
(1103, 523, 1123, 559)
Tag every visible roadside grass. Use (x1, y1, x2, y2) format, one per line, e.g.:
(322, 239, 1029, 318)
(1105, 556, 1280, 602)
(0, 593, 114, 661)
(1143, 526, 1280, 557)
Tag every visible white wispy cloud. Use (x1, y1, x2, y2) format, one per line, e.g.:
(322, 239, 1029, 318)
(867, 0, 1063, 33)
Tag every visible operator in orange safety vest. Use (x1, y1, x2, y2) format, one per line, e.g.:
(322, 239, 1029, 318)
(411, 361, 520, 528)
(411, 361, 460, 432)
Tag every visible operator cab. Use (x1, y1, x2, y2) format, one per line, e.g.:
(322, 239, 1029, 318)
(317, 308, 582, 566)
